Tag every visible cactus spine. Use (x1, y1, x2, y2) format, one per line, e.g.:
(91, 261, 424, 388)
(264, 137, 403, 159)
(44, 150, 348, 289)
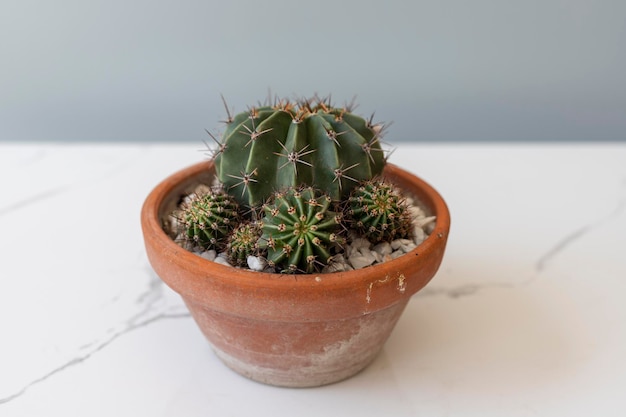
(346, 179, 412, 243)
(212, 96, 387, 208)
(260, 187, 343, 273)
(179, 190, 240, 250)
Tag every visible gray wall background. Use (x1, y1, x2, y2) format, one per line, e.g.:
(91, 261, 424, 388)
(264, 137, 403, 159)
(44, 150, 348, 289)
(1, 0, 625, 143)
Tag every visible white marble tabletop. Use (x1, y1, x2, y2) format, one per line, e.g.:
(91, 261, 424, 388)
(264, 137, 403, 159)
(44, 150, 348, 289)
(1, 142, 625, 416)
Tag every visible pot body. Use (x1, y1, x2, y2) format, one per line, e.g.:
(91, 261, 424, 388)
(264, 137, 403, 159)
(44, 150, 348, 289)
(141, 161, 450, 387)
(187, 298, 409, 387)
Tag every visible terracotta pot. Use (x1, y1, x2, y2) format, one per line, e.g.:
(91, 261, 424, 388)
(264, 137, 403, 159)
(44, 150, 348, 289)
(141, 160, 450, 387)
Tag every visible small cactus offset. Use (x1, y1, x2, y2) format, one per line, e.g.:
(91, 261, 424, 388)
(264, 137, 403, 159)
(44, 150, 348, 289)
(212, 96, 387, 208)
(227, 221, 263, 267)
(346, 179, 413, 243)
(179, 190, 240, 250)
(259, 187, 344, 273)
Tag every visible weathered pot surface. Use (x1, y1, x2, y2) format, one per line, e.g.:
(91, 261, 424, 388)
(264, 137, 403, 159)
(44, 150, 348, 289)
(141, 161, 450, 387)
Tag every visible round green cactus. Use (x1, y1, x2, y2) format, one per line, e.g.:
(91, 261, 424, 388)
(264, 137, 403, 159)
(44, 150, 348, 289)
(226, 221, 263, 267)
(212, 96, 387, 208)
(346, 179, 412, 243)
(180, 190, 240, 250)
(259, 187, 344, 273)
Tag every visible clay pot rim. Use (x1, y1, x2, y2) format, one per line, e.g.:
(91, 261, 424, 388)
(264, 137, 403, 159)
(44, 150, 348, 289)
(141, 160, 450, 294)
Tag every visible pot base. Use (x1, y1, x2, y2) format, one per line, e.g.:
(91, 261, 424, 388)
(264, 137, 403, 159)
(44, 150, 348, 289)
(188, 300, 409, 388)
(212, 344, 378, 388)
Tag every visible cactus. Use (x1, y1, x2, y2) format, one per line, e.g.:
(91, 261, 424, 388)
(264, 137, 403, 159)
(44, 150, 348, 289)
(212, 96, 387, 208)
(227, 221, 263, 267)
(259, 187, 344, 273)
(346, 179, 412, 243)
(179, 190, 240, 250)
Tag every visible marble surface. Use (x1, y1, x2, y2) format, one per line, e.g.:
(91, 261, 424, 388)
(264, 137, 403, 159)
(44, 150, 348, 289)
(1, 143, 625, 416)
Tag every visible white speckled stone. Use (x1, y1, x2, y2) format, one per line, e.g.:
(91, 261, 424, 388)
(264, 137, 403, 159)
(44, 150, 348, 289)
(5, 144, 626, 416)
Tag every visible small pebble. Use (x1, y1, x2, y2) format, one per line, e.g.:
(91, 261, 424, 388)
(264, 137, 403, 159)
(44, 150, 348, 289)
(198, 250, 217, 261)
(169, 215, 180, 233)
(349, 254, 376, 270)
(213, 255, 231, 266)
(408, 206, 424, 220)
(247, 256, 267, 271)
(323, 263, 345, 273)
(391, 239, 413, 251)
(349, 237, 371, 254)
(373, 242, 392, 256)
(416, 216, 437, 228)
(332, 254, 347, 264)
(413, 227, 425, 245)
(401, 242, 417, 253)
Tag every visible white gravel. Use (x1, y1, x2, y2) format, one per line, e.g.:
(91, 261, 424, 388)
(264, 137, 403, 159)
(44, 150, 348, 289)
(247, 255, 267, 272)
